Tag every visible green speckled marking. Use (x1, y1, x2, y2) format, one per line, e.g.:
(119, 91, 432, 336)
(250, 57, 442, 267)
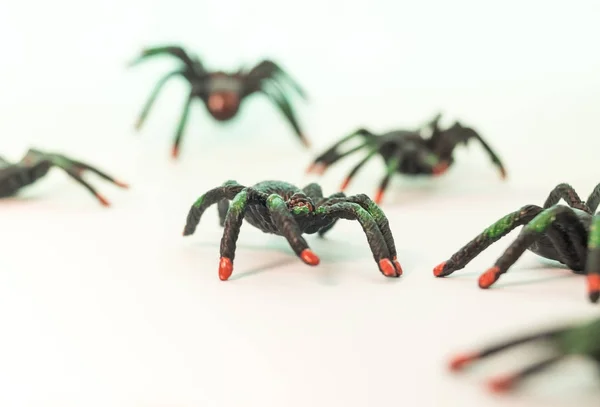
(558, 319, 600, 355)
(267, 194, 285, 208)
(483, 213, 517, 239)
(230, 190, 247, 213)
(355, 206, 371, 223)
(315, 206, 326, 215)
(192, 194, 205, 208)
(367, 201, 387, 224)
(588, 217, 600, 249)
(292, 205, 310, 216)
(386, 157, 400, 173)
(424, 154, 439, 166)
(525, 209, 557, 233)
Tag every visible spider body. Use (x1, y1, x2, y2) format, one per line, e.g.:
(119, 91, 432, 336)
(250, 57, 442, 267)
(450, 317, 600, 393)
(129, 46, 309, 158)
(307, 113, 507, 204)
(0, 149, 128, 206)
(434, 182, 600, 303)
(183, 180, 403, 281)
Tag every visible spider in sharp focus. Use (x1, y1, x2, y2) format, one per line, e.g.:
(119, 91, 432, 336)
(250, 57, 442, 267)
(129, 45, 309, 158)
(306, 113, 507, 204)
(182, 180, 402, 280)
(0, 148, 128, 206)
(434, 182, 600, 303)
(449, 316, 600, 393)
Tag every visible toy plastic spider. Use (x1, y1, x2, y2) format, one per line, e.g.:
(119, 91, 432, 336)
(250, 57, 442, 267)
(0, 148, 128, 206)
(306, 113, 507, 204)
(434, 182, 600, 303)
(450, 316, 600, 393)
(182, 180, 402, 280)
(129, 45, 309, 158)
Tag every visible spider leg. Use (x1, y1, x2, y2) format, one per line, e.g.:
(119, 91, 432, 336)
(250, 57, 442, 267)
(486, 355, 566, 393)
(217, 189, 265, 280)
(307, 129, 376, 174)
(434, 205, 543, 277)
(260, 83, 309, 148)
(245, 59, 307, 99)
(134, 70, 185, 131)
(183, 180, 245, 235)
(318, 202, 400, 277)
(301, 183, 323, 201)
(338, 148, 379, 191)
(543, 183, 590, 213)
(315, 192, 346, 237)
(128, 45, 204, 73)
(171, 91, 195, 159)
(468, 130, 507, 179)
(265, 194, 320, 266)
(585, 183, 600, 213)
(585, 214, 600, 302)
(373, 154, 402, 205)
(476, 206, 582, 289)
(217, 199, 229, 227)
(59, 156, 129, 189)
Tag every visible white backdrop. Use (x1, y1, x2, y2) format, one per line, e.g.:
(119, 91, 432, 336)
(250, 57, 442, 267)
(0, 1, 599, 406)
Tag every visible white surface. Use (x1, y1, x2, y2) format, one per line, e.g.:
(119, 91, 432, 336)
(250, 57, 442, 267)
(1, 1, 600, 406)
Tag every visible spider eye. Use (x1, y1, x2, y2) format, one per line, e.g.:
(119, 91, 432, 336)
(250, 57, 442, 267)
(297, 202, 305, 206)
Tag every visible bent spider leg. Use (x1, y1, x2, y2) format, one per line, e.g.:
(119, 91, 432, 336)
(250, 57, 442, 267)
(128, 45, 199, 71)
(341, 193, 401, 274)
(59, 166, 113, 207)
(318, 202, 398, 277)
(434, 205, 543, 277)
(183, 181, 245, 236)
(449, 326, 567, 372)
(468, 130, 507, 179)
(315, 192, 347, 238)
(134, 70, 185, 131)
(260, 84, 309, 148)
(307, 129, 376, 174)
(585, 214, 600, 303)
(487, 355, 566, 393)
(585, 183, 600, 213)
(339, 148, 379, 191)
(543, 183, 590, 213)
(477, 206, 581, 289)
(265, 194, 320, 266)
(373, 156, 402, 205)
(217, 189, 265, 281)
(246, 60, 307, 100)
(172, 91, 194, 159)
(301, 183, 323, 201)
(61, 157, 129, 189)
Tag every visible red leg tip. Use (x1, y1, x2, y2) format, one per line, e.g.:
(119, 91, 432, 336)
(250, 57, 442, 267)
(305, 163, 316, 174)
(114, 180, 129, 188)
(392, 257, 403, 276)
(218, 257, 233, 281)
(379, 258, 397, 277)
(171, 146, 180, 159)
(479, 266, 500, 289)
(449, 352, 479, 372)
(373, 188, 384, 205)
(499, 167, 507, 180)
(433, 261, 447, 277)
(300, 249, 320, 266)
(95, 194, 111, 207)
(587, 274, 600, 303)
(340, 177, 351, 191)
(301, 135, 311, 148)
(487, 376, 516, 393)
(433, 162, 449, 176)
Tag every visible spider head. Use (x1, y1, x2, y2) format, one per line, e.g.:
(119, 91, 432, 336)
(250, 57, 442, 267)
(287, 193, 315, 215)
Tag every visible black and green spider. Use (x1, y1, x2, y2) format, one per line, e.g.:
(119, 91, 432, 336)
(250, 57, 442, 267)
(434, 182, 600, 303)
(182, 180, 402, 280)
(450, 316, 600, 393)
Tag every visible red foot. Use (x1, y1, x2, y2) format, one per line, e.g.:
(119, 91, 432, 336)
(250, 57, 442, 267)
(340, 177, 351, 191)
(587, 274, 600, 303)
(114, 180, 130, 188)
(479, 266, 500, 289)
(373, 188, 384, 205)
(449, 352, 479, 371)
(300, 249, 320, 266)
(219, 257, 233, 281)
(433, 261, 446, 277)
(306, 162, 327, 175)
(433, 162, 449, 176)
(499, 167, 507, 180)
(95, 193, 110, 207)
(392, 257, 403, 276)
(487, 375, 516, 393)
(171, 146, 180, 159)
(379, 258, 397, 277)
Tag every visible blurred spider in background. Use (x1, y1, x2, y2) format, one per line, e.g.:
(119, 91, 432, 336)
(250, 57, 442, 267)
(129, 45, 309, 158)
(307, 113, 507, 204)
